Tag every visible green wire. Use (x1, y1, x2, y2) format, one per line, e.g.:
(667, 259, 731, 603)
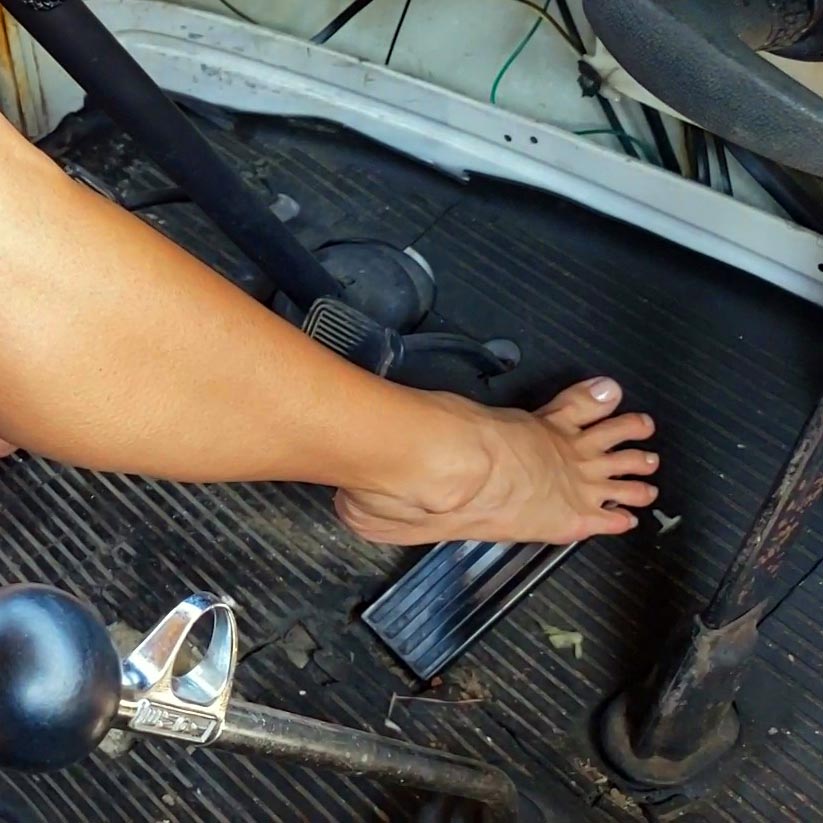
(574, 128, 657, 163)
(490, 1, 550, 105)
(489, 3, 658, 166)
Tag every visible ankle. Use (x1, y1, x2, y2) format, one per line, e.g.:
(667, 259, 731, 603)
(400, 392, 496, 515)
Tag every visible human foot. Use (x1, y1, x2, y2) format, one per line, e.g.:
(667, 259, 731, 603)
(335, 377, 658, 545)
(0, 439, 15, 458)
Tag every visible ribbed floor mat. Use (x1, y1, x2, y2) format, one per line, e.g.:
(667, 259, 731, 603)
(1, 103, 823, 822)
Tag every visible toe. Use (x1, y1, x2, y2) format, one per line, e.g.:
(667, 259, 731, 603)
(579, 412, 655, 455)
(538, 377, 623, 431)
(0, 440, 16, 458)
(586, 449, 659, 479)
(580, 507, 638, 537)
(603, 480, 659, 508)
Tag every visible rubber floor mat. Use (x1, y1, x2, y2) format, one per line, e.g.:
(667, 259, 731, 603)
(1, 103, 823, 822)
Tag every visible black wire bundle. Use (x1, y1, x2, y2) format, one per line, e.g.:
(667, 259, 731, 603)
(312, 0, 379, 45)
(216, 0, 258, 25)
(643, 107, 681, 175)
(385, 0, 414, 65)
(686, 125, 711, 186)
(711, 135, 733, 196)
(310, 0, 412, 64)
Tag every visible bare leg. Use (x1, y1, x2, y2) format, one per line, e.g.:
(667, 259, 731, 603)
(0, 115, 657, 545)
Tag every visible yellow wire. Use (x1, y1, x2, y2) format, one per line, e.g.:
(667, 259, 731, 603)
(508, 0, 583, 55)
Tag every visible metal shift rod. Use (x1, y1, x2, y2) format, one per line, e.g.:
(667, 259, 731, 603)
(0, 0, 341, 309)
(0, 584, 519, 823)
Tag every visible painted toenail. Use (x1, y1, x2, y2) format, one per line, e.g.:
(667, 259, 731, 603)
(588, 377, 620, 402)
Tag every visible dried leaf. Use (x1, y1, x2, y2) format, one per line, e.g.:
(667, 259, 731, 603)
(450, 668, 491, 700)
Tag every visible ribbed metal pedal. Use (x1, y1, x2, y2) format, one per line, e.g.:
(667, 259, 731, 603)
(363, 540, 579, 680)
(303, 298, 401, 376)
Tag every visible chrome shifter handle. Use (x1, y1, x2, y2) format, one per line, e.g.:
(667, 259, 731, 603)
(0, 584, 521, 820)
(119, 592, 237, 745)
(0, 584, 237, 771)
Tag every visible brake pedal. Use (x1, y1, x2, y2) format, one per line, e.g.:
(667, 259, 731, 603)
(303, 298, 403, 376)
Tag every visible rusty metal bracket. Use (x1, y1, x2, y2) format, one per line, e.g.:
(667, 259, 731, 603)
(601, 604, 764, 789)
(704, 393, 823, 628)
(599, 393, 823, 808)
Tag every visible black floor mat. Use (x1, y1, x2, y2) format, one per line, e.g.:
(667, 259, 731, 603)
(2, 103, 823, 822)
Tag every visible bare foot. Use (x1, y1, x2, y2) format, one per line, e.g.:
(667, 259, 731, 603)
(336, 377, 658, 545)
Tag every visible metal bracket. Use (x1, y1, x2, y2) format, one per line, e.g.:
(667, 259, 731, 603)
(601, 605, 764, 789)
(119, 593, 237, 745)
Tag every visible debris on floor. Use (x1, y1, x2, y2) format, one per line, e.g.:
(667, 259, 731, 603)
(383, 687, 486, 736)
(281, 622, 318, 670)
(652, 508, 683, 537)
(98, 728, 135, 759)
(449, 667, 492, 700)
(607, 787, 641, 814)
(574, 759, 641, 816)
(107, 620, 145, 656)
(387, 692, 484, 716)
(576, 759, 609, 787)
(542, 624, 584, 659)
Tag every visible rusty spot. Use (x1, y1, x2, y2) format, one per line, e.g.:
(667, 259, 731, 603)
(707, 397, 823, 626)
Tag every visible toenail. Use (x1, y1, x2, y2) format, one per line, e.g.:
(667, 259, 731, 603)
(588, 377, 620, 403)
(646, 453, 659, 465)
(641, 414, 654, 428)
(628, 515, 639, 528)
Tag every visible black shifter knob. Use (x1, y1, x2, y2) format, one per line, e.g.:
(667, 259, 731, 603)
(0, 584, 121, 771)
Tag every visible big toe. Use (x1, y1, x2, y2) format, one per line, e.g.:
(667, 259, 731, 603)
(538, 377, 623, 430)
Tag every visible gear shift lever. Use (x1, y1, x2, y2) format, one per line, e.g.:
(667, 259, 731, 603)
(0, 584, 522, 822)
